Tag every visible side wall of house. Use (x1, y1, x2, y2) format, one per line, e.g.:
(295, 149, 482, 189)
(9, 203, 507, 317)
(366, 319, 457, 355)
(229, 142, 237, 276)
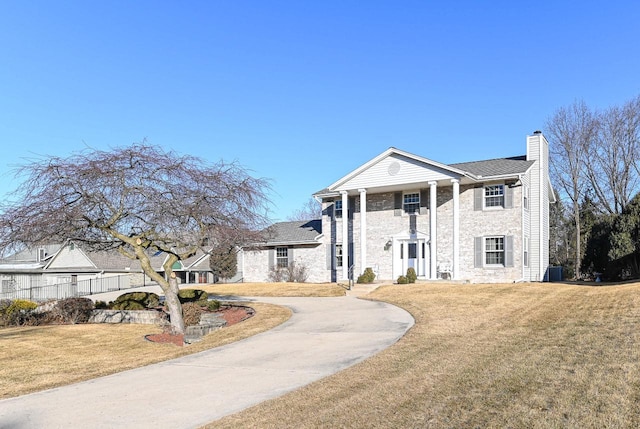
(240, 244, 327, 283)
(458, 183, 524, 283)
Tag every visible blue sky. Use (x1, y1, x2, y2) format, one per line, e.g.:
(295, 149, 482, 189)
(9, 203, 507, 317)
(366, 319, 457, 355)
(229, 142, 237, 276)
(1, 1, 639, 221)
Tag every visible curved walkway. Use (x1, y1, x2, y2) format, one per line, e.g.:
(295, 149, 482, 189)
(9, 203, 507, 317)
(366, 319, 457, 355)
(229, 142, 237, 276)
(0, 296, 414, 429)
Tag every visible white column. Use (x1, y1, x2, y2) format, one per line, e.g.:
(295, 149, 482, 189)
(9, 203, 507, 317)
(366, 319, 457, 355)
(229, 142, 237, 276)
(429, 181, 438, 280)
(341, 191, 349, 281)
(451, 179, 460, 280)
(359, 188, 367, 274)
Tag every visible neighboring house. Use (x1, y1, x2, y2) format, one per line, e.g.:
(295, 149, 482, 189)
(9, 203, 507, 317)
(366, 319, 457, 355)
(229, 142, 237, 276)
(0, 241, 216, 300)
(242, 131, 555, 283)
(240, 220, 324, 283)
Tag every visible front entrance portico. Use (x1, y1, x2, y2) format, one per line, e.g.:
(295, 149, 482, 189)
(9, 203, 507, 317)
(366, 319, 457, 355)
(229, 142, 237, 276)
(392, 232, 429, 279)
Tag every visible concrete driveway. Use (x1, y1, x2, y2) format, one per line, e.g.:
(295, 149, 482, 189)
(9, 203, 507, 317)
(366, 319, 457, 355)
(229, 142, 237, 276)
(0, 296, 414, 429)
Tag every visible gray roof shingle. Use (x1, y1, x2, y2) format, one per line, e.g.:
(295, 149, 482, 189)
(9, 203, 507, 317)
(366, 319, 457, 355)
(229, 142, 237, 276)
(449, 156, 534, 178)
(262, 220, 322, 245)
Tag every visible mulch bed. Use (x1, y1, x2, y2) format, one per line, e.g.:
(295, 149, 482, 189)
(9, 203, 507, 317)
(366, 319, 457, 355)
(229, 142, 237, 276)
(145, 304, 255, 346)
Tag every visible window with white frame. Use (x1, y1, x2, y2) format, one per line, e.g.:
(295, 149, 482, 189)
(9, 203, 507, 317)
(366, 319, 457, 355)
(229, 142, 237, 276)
(485, 185, 505, 208)
(524, 236, 529, 267)
(485, 236, 505, 265)
(524, 185, 529, 210)
(334, 200, 343, 218)
(276, 247, 288, 268)
(336, 244, 343, 267)
(403, 192, 420, 214)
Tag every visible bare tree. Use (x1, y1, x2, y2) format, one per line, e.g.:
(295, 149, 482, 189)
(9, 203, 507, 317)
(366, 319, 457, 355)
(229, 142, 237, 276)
(546, 100, 596, 278)
(0, 143, 271, 335)
(287, 198, 322, 221)
(584, 96, 640, 215)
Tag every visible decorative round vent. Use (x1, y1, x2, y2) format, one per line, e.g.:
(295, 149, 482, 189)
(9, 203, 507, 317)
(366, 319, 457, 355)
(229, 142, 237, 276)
(388, 161, 401, 176)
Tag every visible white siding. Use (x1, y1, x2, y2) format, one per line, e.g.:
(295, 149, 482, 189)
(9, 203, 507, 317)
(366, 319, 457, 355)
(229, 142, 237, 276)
(336, 154, 457, 191)
(47, 246, 96, 269)
(527, 133, 551, 281)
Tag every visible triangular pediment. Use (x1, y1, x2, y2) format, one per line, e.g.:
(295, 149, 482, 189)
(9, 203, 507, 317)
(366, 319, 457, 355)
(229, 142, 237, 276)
(329, 148, 467, 193)
(45, 244, 96, 269)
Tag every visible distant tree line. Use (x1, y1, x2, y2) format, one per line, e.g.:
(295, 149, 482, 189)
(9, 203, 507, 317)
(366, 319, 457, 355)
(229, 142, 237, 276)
(547, 94, 640, 280)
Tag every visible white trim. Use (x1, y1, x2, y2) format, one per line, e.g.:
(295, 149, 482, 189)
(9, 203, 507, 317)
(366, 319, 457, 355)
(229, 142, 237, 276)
(359, 188, 367, 274)
(341, 191, 349, 280)
(484, 236, 506, 268)
(483, 183, 505, 209)
(326, 147, 476, 191)
(429, 181, 438, 279)
(451, 179, 460, 280)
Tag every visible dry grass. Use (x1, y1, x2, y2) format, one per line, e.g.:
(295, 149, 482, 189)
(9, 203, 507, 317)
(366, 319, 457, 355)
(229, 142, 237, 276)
(200, 282, 347, 297)
(211, 282, 640, 428)
(0, 302, 291, 399)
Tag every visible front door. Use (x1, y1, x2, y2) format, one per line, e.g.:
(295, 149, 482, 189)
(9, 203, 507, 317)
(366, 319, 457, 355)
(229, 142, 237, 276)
(398, 238, 427, 278)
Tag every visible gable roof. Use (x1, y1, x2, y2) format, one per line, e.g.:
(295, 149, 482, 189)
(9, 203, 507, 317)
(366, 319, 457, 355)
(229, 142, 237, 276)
(314, 147, 535, 197)
(261, 220, 322, 246)
(323, 147, 472, 193)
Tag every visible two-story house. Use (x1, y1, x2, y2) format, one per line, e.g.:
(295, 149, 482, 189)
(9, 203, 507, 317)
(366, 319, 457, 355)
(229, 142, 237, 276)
(241, 131, 555, 283)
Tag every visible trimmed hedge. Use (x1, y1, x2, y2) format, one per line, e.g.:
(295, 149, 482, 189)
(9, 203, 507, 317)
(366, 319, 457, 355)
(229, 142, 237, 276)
(178, 289, 209, 304)
(111, 292, 160, 310)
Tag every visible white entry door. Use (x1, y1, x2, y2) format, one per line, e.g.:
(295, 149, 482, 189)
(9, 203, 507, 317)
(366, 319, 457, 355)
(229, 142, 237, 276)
(397, 238, 428, 278)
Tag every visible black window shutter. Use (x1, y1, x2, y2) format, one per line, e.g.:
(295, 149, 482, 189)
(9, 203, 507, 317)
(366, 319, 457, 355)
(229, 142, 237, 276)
(394, 192, 402, 216)
(326, 244, 334, 270)
(268, 248, 275, 270)
(420, 189, 429, 214)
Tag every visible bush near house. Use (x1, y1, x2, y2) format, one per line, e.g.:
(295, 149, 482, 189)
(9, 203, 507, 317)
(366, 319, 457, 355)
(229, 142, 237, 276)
(54, 297, 95, 324)
(182, 302, 203, 326)
(0, 299, 38, 326)
(357, 268, 376, 284)
(397, 275, 409, 284)
(268, 262, 309, 283)
(406, 267, 417, 283)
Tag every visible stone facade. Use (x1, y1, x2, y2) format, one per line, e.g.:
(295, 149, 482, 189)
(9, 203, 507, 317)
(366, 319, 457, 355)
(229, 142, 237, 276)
(241, 244, 326, 283)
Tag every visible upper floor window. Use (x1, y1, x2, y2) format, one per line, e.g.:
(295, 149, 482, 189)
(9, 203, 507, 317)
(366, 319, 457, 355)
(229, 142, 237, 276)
(485, 185, 505, 208)
(523, 185, 529, 210)
(276, 247, 288, 268)
(334, 200, 343, 218)
(403, 192, 420, 214)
